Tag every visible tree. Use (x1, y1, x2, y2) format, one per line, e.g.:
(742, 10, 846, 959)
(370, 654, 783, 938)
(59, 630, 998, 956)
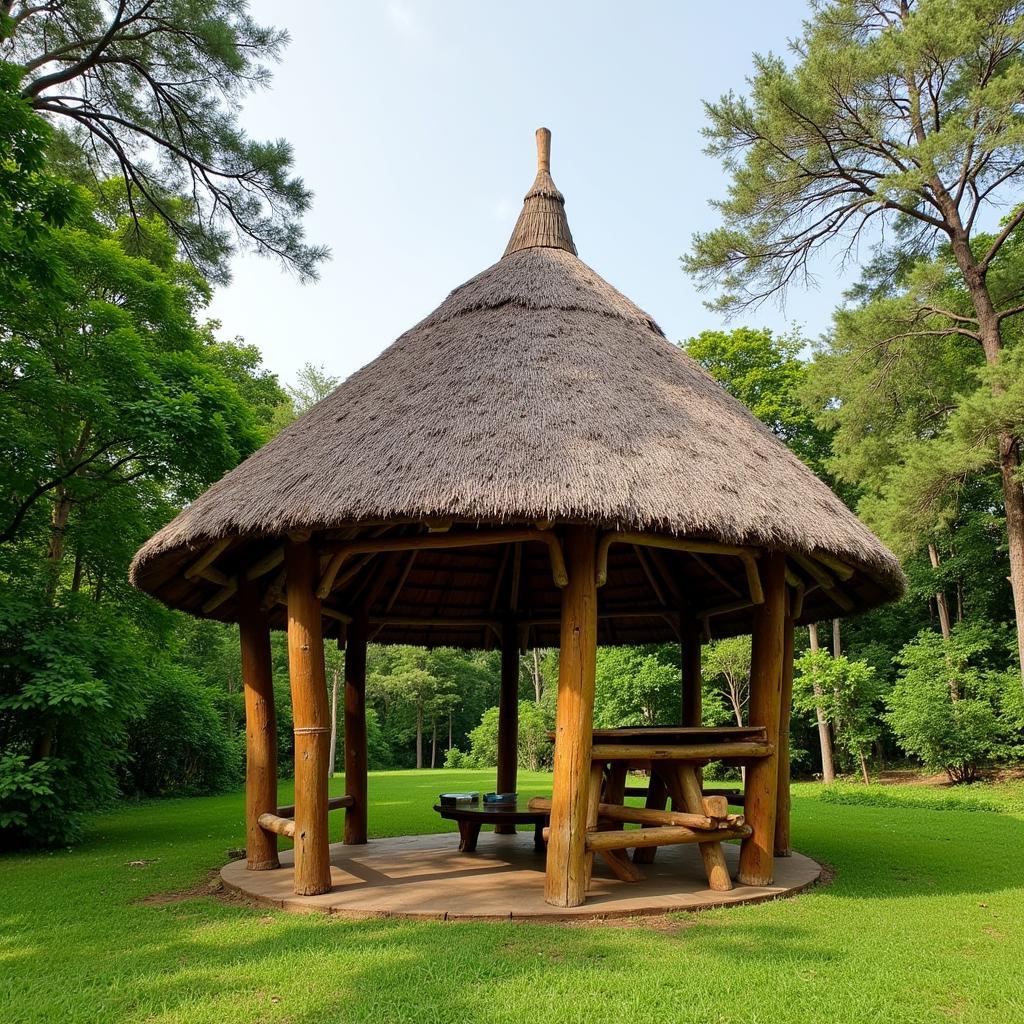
(886, 621, 1014, 780)
(794, 648, 881, 782)
(0, 60, 81, 295)
(0, 180, 283, 846)
(1, 0, 327, 282)
(592, 646, 680, 726)
(703, 636, 752, 727)
(686, 0, 1024, 682)
(684, 327, 832, 472)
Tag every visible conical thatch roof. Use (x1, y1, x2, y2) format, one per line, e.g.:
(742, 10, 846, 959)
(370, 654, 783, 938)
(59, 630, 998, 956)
(131, 129, 904, 645)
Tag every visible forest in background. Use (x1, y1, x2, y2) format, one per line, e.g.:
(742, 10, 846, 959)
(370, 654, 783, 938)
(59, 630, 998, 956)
(2, 0, 1023, 848)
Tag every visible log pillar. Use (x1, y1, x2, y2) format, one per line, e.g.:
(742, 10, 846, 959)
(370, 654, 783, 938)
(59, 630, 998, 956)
(545, 526, 598, 908)
(284, 540, 332, 896)
(738, 550, 787, 886)
(344, 606, 369, 845)
(239, 578, 279, 871)
(681, 615, 702, 726)
(774, 595, 795, 857)
(495, 618, 520, 834)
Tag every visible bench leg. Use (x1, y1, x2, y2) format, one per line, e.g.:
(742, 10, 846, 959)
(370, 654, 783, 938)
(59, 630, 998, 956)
(534, 821, 546, 854)
(662, 764, 732, 891)
(458, 820, 482, 853)
(633, 773, 668, 865)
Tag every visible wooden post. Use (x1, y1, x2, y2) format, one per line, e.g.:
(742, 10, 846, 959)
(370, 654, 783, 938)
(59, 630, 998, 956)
(495, 618, 520, 834)
(239, 578, 279, 871)
(344, 606, 369, 845)
(545, 526, 598, 908)
(774, 596, 795, 856)
(681, 616, 702, 727)
(284, 540, 332, 896)
(738, 550, 787, 886)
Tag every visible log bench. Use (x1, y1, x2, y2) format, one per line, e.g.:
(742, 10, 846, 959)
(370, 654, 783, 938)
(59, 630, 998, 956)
(545, 726, 768, 892)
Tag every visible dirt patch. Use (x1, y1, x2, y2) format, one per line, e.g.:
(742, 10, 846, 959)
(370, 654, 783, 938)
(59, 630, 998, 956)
(136, 870, 222, 906)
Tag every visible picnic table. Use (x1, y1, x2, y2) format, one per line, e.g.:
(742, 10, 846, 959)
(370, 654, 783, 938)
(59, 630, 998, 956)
(433, 802, 549, 853)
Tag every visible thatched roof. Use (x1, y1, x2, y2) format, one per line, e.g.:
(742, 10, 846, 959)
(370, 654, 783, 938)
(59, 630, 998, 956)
(131, 129, 904, 644)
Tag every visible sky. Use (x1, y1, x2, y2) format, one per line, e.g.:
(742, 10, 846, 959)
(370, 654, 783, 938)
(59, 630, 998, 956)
(209, 0, 847, 387)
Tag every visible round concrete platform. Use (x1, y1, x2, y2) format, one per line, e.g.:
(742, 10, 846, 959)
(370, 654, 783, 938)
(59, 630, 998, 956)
(221, 831, 822, 920)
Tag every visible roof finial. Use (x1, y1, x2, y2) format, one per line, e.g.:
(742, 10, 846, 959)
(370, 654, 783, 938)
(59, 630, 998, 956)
(536, 127, 551, 173)
(503, 127, 577, 258)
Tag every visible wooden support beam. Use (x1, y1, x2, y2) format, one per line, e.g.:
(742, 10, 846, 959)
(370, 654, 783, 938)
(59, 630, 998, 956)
(545, 526, 598, 908)
(202, 577, 238, 613)
(284, 540, 332, 896)
(583, 824, 751, 852)
(317, 527, 568, 597)
(275, 795, 353, 818)
(528, 797, 737, 831)
(595, 531, 763, 606)
(495, 619, 520, 835)
(245, 546, 284, 580)
(739, 550, 787, 887)
(632, 771, 668, 865)
(791, 552, 855, 611)
(590, 741, 773, 761)
(344, 608, 369, 845)
(239, 579, 279, 871)
(775, 597, 795, 857)
(184, 538, 232, 580)
(681, 616, 702, 728)
(660, 764, 733, 891)
(258, 812, 297, 838)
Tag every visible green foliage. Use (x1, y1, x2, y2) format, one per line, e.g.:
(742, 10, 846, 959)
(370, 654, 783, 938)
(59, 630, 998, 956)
(886, 623, 1017, 781)
(684, 327, 832, 472)
(795, 650, 882, 772)
(120, 668, 242, 797)
(593, 646, 680, 726)
(3, 1, 327, 282)
(685, 0, 1024, 312)
(464, 701, 554, 771)
(0, 61, 82, 295)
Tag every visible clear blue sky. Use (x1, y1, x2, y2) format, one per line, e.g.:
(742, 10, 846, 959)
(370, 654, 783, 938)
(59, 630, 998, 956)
(209, 0, 847, 386)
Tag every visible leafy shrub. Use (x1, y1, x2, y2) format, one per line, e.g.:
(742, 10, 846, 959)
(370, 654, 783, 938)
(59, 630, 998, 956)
(885, 624, 1013, 782)
(443, 747, 472, 769)
(465, 701, 554, 770)
(121, 669, 241, 796)
(817, 782, 1004, 814)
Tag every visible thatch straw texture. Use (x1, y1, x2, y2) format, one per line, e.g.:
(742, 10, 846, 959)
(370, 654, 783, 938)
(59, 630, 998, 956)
(132, 244, 902, 599)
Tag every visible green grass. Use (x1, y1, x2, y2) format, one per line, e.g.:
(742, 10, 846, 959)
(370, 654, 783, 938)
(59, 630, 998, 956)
(3, 771, 1024, 1024)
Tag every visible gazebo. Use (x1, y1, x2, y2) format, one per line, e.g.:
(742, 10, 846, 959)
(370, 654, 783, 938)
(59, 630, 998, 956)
(131, 129, 904, 910)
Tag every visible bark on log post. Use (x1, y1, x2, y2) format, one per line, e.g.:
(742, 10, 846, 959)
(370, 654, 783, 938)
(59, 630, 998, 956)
(239, 579, 279, 871)
(738, 550, 787, 886)
(632, 771, 668, 865)
(495, 618, 520, 835)
(774, 598, 795, 857)
(344, 606, 369, 845)
(670, 763, 732, 891)
(284, 540, 332, 896)
(545, 526, 599, 908)
(681, 616, 702, 727)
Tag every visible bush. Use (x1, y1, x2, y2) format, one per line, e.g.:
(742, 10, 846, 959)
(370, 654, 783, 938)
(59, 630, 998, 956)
(465, 701, 554, 770)
(885, 624, 1012, 783)
(121, 669, 241, 797)
(443, 747, 472, 769)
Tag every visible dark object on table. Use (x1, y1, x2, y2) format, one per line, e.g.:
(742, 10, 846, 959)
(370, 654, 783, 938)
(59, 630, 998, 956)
(483, 791, 517, 805)
(439, 792, 479, 807)
(434, 801, 549, 853)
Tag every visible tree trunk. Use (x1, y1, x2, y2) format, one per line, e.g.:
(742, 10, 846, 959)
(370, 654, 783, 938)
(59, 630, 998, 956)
(531, 648, 543, 702)
(808, 624, 836, 784)
(448, 710, 452, 751)
(858, 748, 870, 786)
(928, 543, 952, 640)
(415, 701, 423, 769)
(831, 618, 843, 742)
(44, 485, 72, 601)
(949, 236, 1024, 688)
(431, 714, 437, 769)
(328, 668, 339, 778)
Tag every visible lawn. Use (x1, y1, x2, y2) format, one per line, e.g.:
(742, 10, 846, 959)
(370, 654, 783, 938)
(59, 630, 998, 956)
(2, 770, 1023, 1024)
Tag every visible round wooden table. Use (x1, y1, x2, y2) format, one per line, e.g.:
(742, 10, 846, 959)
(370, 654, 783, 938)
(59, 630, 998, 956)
(433, 803, 549, 853)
